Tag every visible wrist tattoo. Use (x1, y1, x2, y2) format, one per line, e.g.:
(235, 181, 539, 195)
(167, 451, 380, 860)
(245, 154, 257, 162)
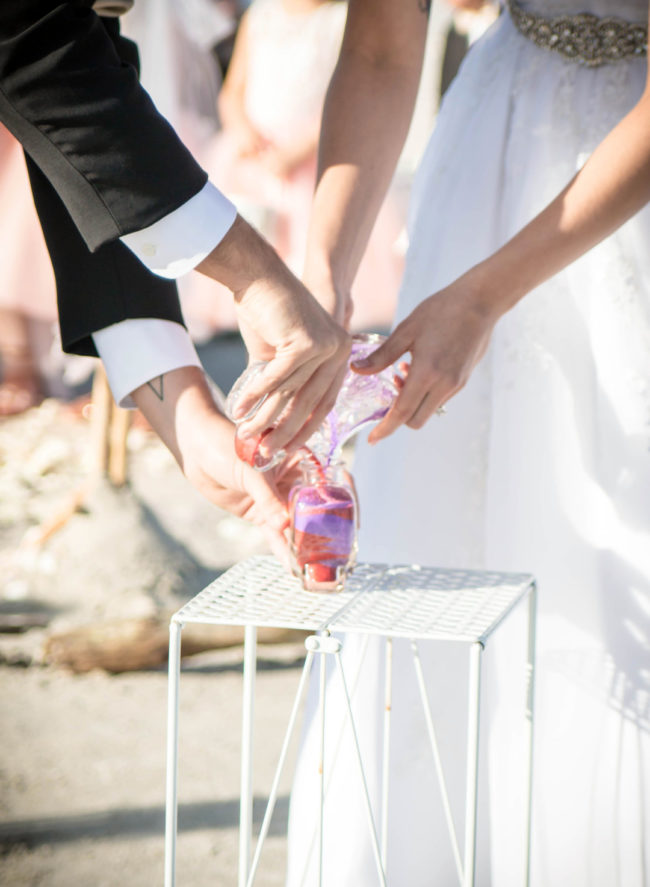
(418, 0, 432, 12)
(147, 375, 165, 401)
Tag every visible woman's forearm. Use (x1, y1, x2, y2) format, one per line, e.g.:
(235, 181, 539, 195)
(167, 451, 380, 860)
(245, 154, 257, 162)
(472, 86, 650, 316)
(303, 0, 427, 296)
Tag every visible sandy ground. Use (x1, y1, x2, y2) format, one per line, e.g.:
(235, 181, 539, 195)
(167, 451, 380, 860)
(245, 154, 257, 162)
(0, 647, 304, 887)
(0, 338, 309, 887)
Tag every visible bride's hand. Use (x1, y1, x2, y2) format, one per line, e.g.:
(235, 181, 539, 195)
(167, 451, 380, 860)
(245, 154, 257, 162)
(351, 273, 501, 442)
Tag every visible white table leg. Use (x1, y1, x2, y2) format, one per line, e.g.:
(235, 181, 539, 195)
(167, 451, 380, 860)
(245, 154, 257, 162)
(524, 585, 537, 887)
(381, 637, 393, 873)
(317, 637, 328, 887)
(246, 648, 316, 887)
(164, 619, 183, 887)
(463, 641, 483, 887)
(411, 640, 463, 884)
(334, 650, 388, 887)
(239, 625, 257, 887)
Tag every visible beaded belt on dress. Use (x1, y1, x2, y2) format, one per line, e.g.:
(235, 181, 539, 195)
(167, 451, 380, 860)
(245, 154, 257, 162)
(506, 0, 647, 66)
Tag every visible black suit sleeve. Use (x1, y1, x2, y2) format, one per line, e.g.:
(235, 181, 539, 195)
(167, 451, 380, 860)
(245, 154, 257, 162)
(25, 152, 185, 357)
(0, 1, 208, 252)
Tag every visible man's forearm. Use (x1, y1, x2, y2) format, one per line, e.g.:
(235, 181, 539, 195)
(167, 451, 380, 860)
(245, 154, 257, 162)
(304, 0, 427, 297)
(128, 364, 294, 536)
(93, 318, 201, 408)
(0, 3, 207, 252)
(196, 214, 288, 296)
(130, 366, 233, 470)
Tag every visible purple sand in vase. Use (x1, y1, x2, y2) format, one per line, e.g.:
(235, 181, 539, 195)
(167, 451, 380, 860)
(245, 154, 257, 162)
(289, 463, 358, 592)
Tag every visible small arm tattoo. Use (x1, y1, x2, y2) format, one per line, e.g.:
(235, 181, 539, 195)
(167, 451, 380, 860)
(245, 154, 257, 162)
(147, 375, 164, 401)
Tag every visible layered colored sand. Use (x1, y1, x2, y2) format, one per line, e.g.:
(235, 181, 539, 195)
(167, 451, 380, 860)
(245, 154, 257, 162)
(290, 483, 356, 588)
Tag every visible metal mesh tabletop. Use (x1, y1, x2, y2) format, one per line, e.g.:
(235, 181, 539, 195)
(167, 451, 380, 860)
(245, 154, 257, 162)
(173, 556, 534, 644)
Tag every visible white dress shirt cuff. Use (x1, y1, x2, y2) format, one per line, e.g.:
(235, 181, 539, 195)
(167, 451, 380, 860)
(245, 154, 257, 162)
(120, 181, 237, 279)
(93, 318, 201, 408)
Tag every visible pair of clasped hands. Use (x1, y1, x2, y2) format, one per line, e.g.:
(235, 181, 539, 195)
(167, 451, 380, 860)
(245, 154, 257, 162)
(162, 223, 496, 560)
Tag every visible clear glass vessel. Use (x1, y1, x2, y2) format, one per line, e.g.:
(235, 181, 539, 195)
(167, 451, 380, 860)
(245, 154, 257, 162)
(225, 334, 399, 471)
(225, 360, 287, 471)
(306, 333, 399, 466)
(289, 459, 358, 592)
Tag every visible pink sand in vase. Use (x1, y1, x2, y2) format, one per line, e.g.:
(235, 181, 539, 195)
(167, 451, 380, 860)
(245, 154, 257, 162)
(289, 467, 357, 592)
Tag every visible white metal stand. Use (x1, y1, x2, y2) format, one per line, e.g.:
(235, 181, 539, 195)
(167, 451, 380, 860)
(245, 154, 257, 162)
(164, 556, 536, 887)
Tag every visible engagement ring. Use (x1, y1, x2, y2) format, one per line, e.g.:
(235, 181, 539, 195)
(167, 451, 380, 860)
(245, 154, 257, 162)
(436, 406, 447, 417)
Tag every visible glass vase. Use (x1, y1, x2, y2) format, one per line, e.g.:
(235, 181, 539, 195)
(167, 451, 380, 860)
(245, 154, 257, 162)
(289, 458, 358, 592)
(225, 334, 399, 470)
(225, 361, 287, 471)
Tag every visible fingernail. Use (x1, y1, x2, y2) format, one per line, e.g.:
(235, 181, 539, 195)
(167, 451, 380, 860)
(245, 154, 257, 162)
(351, 358, 372, 369)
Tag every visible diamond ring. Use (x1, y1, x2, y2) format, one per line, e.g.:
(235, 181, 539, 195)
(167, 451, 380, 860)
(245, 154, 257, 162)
(436, 406, 447, 417)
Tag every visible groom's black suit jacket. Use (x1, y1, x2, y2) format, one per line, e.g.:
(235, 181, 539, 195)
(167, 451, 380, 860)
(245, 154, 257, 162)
(0, 1, 209, 355)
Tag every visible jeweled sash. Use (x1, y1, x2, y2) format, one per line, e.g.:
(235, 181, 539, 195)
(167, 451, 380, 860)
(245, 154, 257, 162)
(507, 0, 647, 66)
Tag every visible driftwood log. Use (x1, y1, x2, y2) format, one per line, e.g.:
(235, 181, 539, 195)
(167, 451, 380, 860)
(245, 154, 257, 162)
(43, 617, 307, 674)
(89, 365, 131, 486)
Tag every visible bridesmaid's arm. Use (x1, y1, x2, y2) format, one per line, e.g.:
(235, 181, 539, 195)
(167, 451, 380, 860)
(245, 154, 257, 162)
(358, 2, 650, 442)
(302, 0, 428, 324)
(217, 12, 269, 158)
(261, 125, 320, 178)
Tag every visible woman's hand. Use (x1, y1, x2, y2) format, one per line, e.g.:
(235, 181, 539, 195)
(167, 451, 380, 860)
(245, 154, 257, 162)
(351, 270, 501, 442)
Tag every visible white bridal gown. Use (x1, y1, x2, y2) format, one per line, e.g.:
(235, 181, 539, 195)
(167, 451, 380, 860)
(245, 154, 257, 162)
(286, 2, 650, 886)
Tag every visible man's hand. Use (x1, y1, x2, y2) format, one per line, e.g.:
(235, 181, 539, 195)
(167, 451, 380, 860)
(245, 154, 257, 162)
(197, 216, 351, 455)
(130, 365, 302, 560)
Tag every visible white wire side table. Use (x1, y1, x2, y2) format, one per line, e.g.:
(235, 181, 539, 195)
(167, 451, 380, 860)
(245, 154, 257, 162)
(164, 555, 536, 887)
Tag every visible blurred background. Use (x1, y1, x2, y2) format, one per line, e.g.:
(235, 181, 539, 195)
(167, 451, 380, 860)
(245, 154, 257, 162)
(0, 2, 498, 884)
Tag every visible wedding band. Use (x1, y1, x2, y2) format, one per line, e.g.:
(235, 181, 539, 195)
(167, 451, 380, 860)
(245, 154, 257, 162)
(436, 406, 447, 417)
